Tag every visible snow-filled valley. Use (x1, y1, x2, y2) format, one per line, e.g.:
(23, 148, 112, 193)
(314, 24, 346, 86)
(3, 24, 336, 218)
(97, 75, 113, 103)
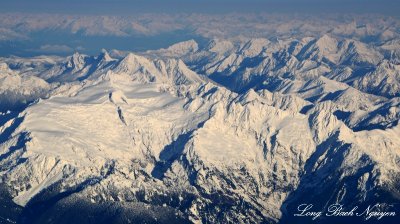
(0, 33, 400, 223)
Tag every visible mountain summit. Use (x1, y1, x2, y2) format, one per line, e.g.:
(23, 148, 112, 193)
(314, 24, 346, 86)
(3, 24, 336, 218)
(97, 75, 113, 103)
(0, 35, 399, 223)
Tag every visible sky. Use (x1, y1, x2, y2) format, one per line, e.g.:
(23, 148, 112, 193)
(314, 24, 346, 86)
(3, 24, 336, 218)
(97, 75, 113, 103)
(1, 0, 399, 15)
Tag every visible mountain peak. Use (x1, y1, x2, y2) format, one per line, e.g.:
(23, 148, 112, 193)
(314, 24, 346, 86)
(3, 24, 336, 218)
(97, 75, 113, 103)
(206, 39, 235, 54)
(0, 62, 13, 75)
(165, 39, 198, 55)
(239, 38, 269, 57)
(67, 52, 86, 70)
(118, 53, 151, 70)
(98, 49, 113, 62)
(316, 34, 338, 50)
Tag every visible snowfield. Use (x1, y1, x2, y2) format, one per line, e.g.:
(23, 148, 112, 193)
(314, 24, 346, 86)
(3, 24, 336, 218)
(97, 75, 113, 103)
(0, 29, 400, 223)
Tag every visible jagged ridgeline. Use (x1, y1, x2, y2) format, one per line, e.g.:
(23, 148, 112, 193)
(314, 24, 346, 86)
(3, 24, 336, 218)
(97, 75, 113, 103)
(0, 35, 399, 224)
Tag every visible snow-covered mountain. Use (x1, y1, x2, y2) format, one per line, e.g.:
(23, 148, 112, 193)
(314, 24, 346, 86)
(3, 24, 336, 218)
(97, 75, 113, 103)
(0, 35, 399, 224)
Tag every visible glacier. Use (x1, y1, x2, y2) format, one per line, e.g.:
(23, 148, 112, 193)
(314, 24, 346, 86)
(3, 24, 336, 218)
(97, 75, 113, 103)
(0, 34, 399, 224)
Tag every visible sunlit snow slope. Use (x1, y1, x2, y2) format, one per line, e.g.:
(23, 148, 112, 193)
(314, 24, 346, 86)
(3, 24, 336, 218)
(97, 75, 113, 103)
(0, 36, 399, 223)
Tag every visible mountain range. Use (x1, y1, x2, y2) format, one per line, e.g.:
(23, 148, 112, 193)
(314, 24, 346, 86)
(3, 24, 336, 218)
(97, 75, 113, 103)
(0, 34, 399, 223)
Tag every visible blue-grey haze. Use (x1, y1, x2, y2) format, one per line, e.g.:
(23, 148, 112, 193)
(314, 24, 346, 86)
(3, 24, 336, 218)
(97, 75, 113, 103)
(1, 0, 399, 15)
(0, 0, 399, 57)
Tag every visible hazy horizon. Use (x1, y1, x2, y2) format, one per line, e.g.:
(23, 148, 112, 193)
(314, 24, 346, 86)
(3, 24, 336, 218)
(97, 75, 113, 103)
(0, 0, 399, 57)
(1, 0, 399, 15)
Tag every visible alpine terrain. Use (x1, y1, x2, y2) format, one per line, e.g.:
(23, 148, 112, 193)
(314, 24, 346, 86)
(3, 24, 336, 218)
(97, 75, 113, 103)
(0, 15, 400, 224)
